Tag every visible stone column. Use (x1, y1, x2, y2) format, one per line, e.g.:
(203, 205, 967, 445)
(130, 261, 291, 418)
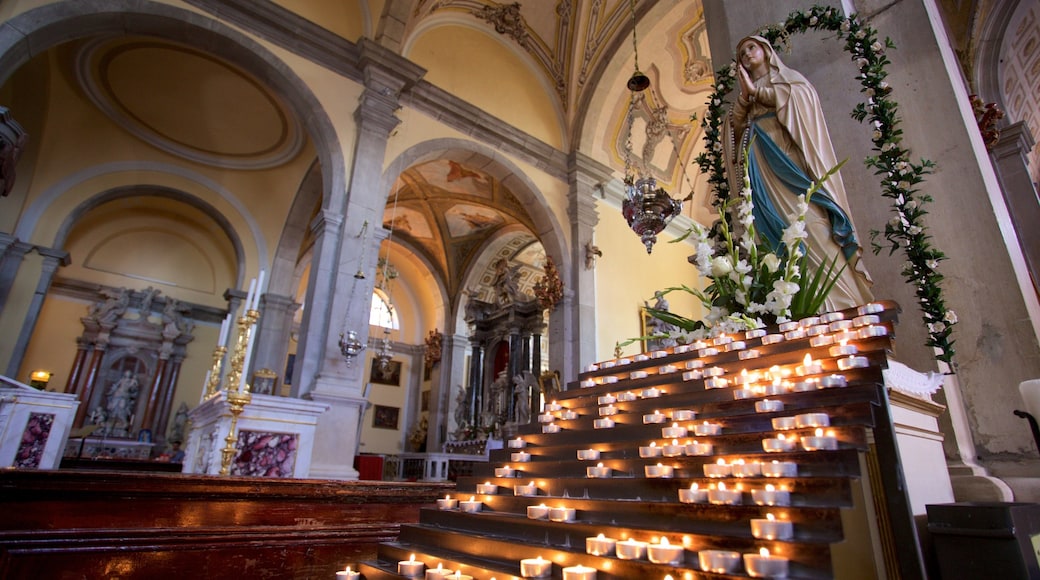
(4, 247, 69, 377)
(304, 39, 425, 480)
(250, 292, 300, 392)
(989, 121, 1039, 295)
(0, 233, 32, 314)
(430, 334, 469, 450)
(561, 152, 604, 386)
(468, 343, 484, 431)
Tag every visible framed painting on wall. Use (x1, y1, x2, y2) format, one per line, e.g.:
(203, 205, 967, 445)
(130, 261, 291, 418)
(370, 359, 402, 386)
(373, 405, 400, 430)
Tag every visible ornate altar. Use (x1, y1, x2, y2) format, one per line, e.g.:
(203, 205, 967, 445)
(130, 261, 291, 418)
(64, 285, 196, 453)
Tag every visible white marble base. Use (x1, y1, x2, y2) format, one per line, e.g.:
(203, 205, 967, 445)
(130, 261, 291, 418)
(184, 391, 328, 477)
(0, 381, 79, 469)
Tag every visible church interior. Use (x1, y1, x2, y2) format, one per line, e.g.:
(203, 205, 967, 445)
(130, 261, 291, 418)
(1, 0, 1039, 578)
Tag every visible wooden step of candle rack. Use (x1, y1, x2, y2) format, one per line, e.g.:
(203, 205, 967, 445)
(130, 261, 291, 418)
(358, 301, 924, 579)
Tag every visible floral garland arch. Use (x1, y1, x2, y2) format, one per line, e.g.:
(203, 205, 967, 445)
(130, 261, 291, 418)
(692, 4, 957, 366)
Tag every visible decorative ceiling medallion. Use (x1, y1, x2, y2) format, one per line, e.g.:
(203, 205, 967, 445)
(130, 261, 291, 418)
(76, 37, 303, 170)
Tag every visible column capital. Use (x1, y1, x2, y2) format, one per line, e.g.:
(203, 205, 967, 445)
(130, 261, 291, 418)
(990, 120, 1035, 162)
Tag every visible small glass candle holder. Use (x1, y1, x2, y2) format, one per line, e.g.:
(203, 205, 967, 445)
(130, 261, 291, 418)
(762, 433, 797, 453)
(699, 550, 741, 574)
(593, 418, 615, 429)
(809, 333, 835, 347)
(586, 462, 611, 478)
(837, 355, 869, 370)
(820, 311, 845, 323)
(685, 440, 713, 456)
(508, 437, 526, 449)
(437, 495, 458, 510)
(801, 427, 839, 451)
(580, 379, 597, 388)
(761, 333, 784, 345)
(597, 394, 617, 405)
(639, 442, 662, 458)
(651, 349, 669, 359)
(750, 513, 794, 540)
(644, 463, 674, 478)
(602, 375, 619, 384)
(511, 451, 532, 462)
(682, 369, 703, 381)
(755, 399, 784, 413)
(549, 506, 576, 522)
(730, 459, 762, 478)
(738, 348, 761, 360)
(662, 422, 688, 438)
(659, 364, 678, 374)
(704, 376, 729, 389)
(744, 547, 789, 578)
(586, 533, 617, 556)
(543, 401, 563, 412)
(617, 391, 637, 402)
(632, 354, 648, 362)
(829, 342, 859, 357)
(662, 439, 684, 457)
(526, 504, 549, 520)
(679, 483, 709, 503)
(640, 386, 660, 398)
(829, 319, 854, 332)
(643, 410, 667, 424)
(599, 405, 618, 416)
(519, 556, 552, 578)
(795, 412, 830, 428)
(537, 413, 555, 424)
(857, 302, 885, 315)
(459, 497, 482, 513)
(577, 448, 601, 461)
(615, 539, 647, 560)
(673, 409, 696, 421)
(713, 335, 733, 346)
(336, 566, 361, 580)
(693, 421, 722, 436)
(514, 481, 538, 496)
(703, 458, 731, 478)
(475, 482, 497, 495)
(398, 555, 425, 578)
(798, 316, 821, 328)
(820, 374, 848, 388)
(859, 324, 889, 338)
(771, 416, 797, 431)
(752, 484, 791, 506)
(726, 340, 747, 351)
(708, 482, 742, 505)
(761, 460, 798, 478)
(559, 409, 579, 421)
(746, 328, 767, 339)
(699, 347, 720, 357)
(425, 563, 452, 580)
(494, 465, 516, 478)
(630, 370, 649, 380)
(853, 314, 881, 327)
(686, 359, 705, 370)
(647, 537, 684, 565)
(784, 328, 807, 340)
(733, 387, 755, 400)
(561, 563, 598, 578)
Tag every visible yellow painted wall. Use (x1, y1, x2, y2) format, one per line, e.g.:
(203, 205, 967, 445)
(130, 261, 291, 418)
(594, 208, 706, 363)
(407, 25, 564, 150)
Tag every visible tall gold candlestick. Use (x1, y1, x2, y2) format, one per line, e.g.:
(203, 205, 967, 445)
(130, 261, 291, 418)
(218, 390, 252, 475)
(204, 346, 227, 399)
(224, 309, 259, 395)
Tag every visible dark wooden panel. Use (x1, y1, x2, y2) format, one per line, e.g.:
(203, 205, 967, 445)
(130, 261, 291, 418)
(0, 469, 455, 579)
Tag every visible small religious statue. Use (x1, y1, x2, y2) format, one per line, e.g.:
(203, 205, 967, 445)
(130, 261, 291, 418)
(722, 35, 873, 310)
(424, 329, 443, 368)
(491, 258, 523, 305)
(512, 371, 536, 425)
(138, 286, 161, 315)
(584, 241, 603, 270)
(88, 287, 130, 326)
(104, 370, 139, 437)
(168, 402, 190, 443)
(454, 384, 470, 430)
(645, 291, 678, 350)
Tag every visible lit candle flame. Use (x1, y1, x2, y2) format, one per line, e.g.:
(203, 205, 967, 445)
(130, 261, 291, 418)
(759, 547, 770, 557)
(815, 428, 824, 437)
(660, 537, 671, 546)
(766, 513, 775, 521)
(803, 353, 813, 366)
(671, 439, 679, 445)
(717, 458, 726, 465)
(765, 484, 776, 491)
(718, 482, 727, 491)
(690, 483, 699, 491)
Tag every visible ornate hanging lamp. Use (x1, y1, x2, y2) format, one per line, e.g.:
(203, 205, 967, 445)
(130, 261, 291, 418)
(339, 221, 369, 367)
(620, 0, 682, 254)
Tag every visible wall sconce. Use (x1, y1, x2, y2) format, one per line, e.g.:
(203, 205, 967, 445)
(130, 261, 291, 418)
(29, 370, 52, 389)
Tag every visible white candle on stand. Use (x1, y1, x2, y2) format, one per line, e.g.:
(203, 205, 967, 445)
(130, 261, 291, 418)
(699, 550, 741, 574)
(425, 564, 451, 580)
(752, 484, 791, 506)
(336, 566, 361, 579)
(744, 547, 789, 578)
(526, 504, 549, 519)
(750, 513, 793, 540)
(436, 495, 458, 510)
(647, 537, 684, 565)
(251, 269, 266, 311)
(519, 556, 552, 577)
(459, 496, 481, 512)
(561, 565, 597, 580)
(218, 314, 232, 348)
(586, 533, 617, 556)
(243, 277, 257, 313)
(398, 554, 425, 577)
(616, 539, 647, 560)
(679, 483, 709, 503)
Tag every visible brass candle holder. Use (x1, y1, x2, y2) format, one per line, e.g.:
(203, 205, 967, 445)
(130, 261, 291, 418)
(218, 390, 252, 475)
(203, 346, 227, 399)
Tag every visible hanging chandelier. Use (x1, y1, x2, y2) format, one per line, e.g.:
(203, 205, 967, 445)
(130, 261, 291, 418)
(620, 0, 682, 254)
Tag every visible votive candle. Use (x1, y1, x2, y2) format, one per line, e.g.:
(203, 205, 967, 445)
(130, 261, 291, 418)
(577, 448, 601, 461)
(639, 442, 662, 458)
(398, 554, 425, 577)
(699, 550, 742, 574)
(685, 440, 713, 456)
(679, 483, 709, 503)
(586, 533, 617, 556)
(673, 409, 696, 421)
(519, 556, 552, 578)
(514, 481, 538, 496)
(662, 422, 688, 438)
(644, 463, 674, 478)
(437, 495, 458, 510)
(643, 410, 666, 424)
(616, 539, 648, 560)
(586, 462, 611, 478)
(549, 506, 576, 522)
(693, 421, 722, 436)
(761, 460, 798, 478)
(562, 566, 597, 580)
(662, 439, 684, 457)
(750, 513, 794, 540)
(795, 413, 830, 428)
(494, 465, 516, 478)
(425, 564, 451, 580)
(508, 437, 526, 448)
(801, 427, 838, 451)
(475, 482, 497, 495)
(708, 482, 742, 505)
(459, 496, 481, 513)
(744, 547, 789, 578)
(755, 399, 784, 413)
(752, 484, 791, 507)
(526, 504, 549, 520)
(703, 458, 731, 478)
(647, 537, 684, 565)
(762, 433, 797, 453)
(593, 417, 615, 429)
(337, 566, 361, 580)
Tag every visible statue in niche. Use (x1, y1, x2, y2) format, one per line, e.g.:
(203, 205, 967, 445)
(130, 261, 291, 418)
(722, 35, 873, 310)
(168, 402, 190, 443)
(88, 287, 129, 326)
(103, 370, 139, 437)
(482, 370, 510, 431)
(454, 384, 470, 429)
(491, 258, 523, 305)
(512, 371, 536, 425)
(161, 298, 194, 340)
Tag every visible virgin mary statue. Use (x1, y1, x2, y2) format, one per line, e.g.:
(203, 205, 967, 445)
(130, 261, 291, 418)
(723, 35, 873, 310)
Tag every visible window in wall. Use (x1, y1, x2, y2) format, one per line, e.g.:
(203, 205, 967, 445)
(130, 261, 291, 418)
(369, 287, 398, 330)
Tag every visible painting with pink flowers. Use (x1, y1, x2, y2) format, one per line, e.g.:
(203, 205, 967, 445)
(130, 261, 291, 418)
(15, 412, 54, 468)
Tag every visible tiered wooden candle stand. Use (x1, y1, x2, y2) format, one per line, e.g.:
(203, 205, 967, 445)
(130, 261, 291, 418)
(358, 301, 925, 579)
